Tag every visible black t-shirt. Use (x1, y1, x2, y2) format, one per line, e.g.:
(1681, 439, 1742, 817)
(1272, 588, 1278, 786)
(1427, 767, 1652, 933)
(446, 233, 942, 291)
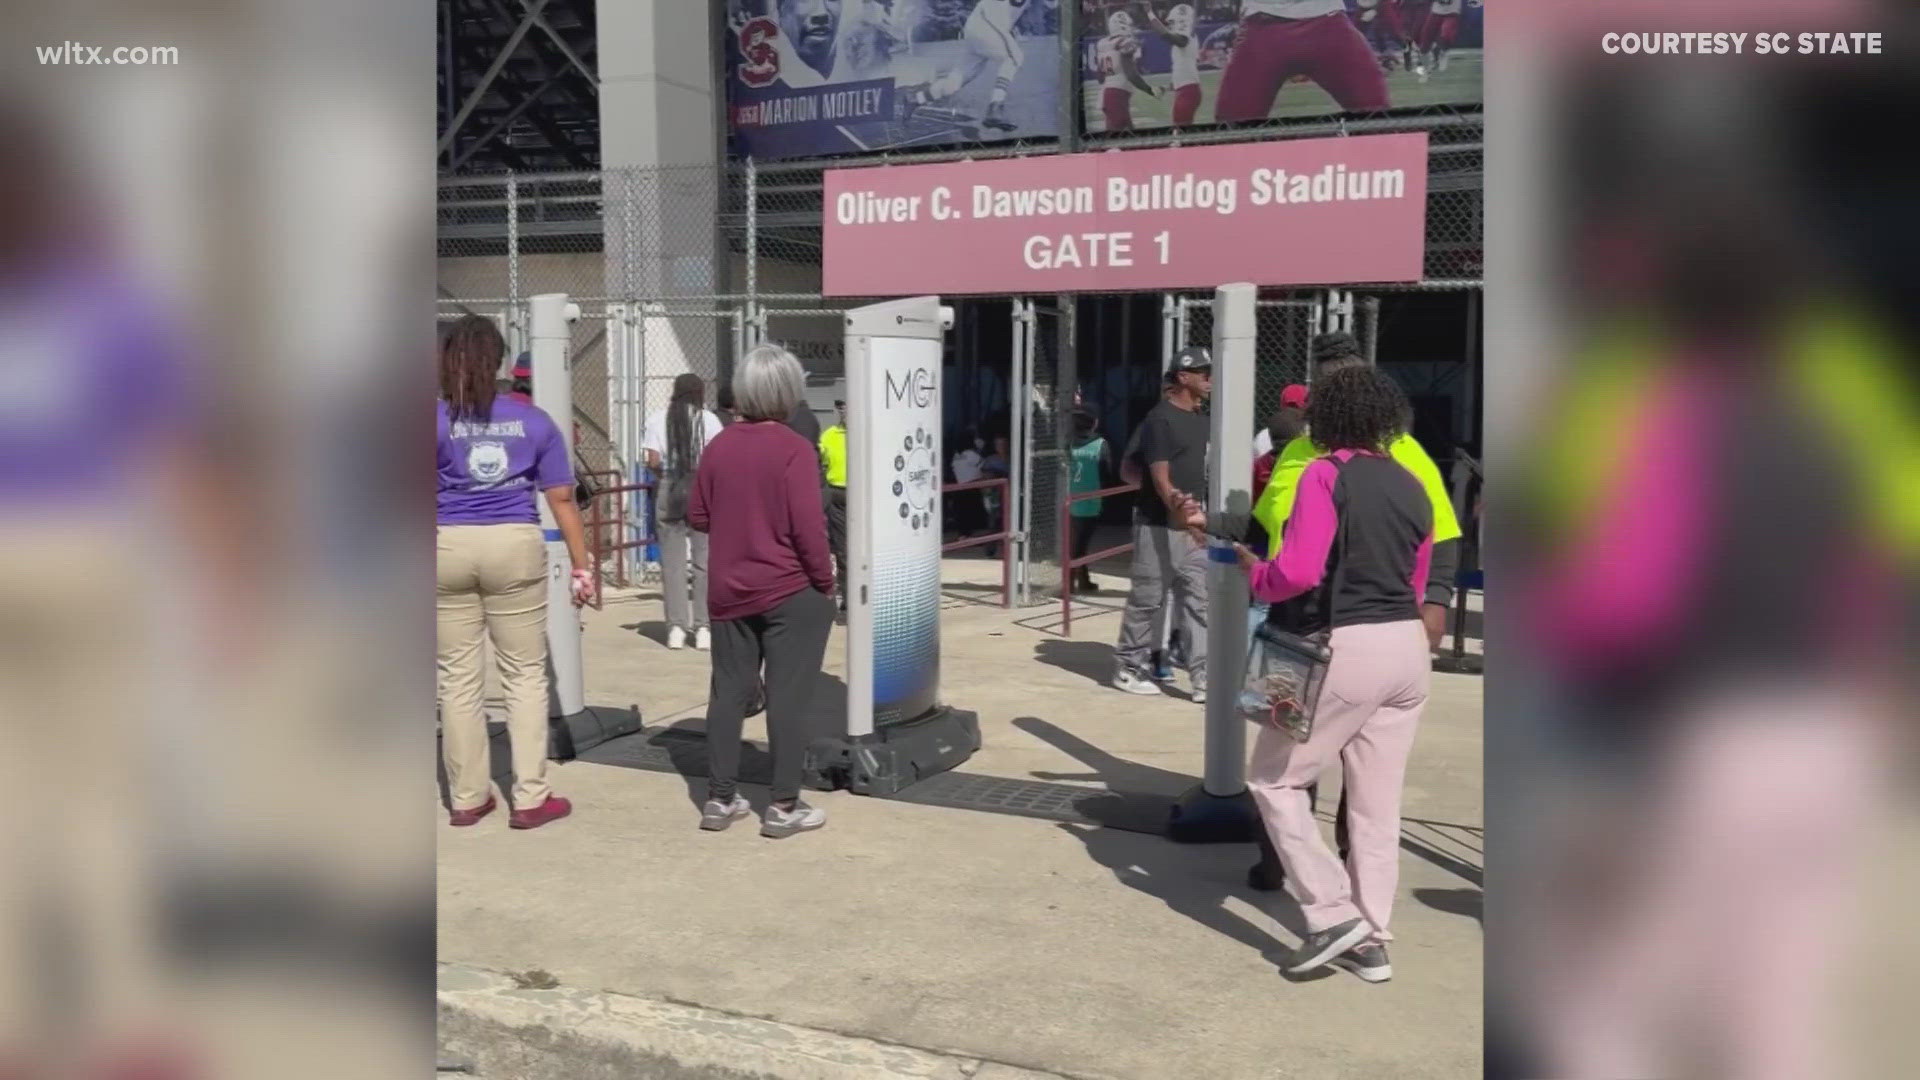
(1130, 399, 1209, 527)
(784, 400, 822, 445)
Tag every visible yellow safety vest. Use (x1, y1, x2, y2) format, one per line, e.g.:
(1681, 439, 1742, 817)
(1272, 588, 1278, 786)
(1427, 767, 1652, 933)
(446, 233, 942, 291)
(1543, 307, 1918, 558)
(819, 425, 848, 488)
(1252, 432, 1462, 551)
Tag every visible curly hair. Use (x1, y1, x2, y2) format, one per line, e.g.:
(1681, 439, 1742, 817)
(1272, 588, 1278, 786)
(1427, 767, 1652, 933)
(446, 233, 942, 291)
(1305, 365, 1409, 453)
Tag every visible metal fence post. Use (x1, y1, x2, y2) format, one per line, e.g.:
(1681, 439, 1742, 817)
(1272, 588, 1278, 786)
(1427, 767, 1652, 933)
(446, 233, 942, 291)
(506, 171, 519, 311)
(744, 157, 759, 343)
(1009, 298, 1032, 603)
(1168, 283, 1260, 843)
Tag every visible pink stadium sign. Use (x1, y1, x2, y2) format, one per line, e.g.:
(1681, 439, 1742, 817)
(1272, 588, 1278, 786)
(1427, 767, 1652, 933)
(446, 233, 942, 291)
(823, 132, 1428, 296)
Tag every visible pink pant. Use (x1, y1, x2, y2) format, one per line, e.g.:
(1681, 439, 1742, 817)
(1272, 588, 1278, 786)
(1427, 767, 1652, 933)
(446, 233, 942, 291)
(1215, 13, 1391, 122)
(1249, 619, 1428, 940)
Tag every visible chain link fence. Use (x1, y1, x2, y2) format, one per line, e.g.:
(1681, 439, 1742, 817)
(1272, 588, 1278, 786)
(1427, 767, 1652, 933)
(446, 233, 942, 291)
(439, 128, 1481, 602)
(1173, 296, 1324, 438)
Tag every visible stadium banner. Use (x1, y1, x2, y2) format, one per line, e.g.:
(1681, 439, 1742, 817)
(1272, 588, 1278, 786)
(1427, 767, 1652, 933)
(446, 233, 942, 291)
(726, 1, 1063, 161)
(822, 131, 1428, 294)
(1078, 1, 1484, 136)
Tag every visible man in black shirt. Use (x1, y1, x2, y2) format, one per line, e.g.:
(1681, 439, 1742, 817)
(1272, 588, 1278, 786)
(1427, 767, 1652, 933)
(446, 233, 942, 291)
(1113, 347, 1213, 701)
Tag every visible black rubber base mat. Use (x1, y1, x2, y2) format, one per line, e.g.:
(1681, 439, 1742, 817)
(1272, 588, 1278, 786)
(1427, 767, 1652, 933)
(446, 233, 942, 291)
(579, 728, 1173, 836)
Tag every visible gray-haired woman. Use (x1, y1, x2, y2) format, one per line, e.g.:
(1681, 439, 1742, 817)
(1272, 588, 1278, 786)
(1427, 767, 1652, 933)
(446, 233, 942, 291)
(686, 345, 836, 838)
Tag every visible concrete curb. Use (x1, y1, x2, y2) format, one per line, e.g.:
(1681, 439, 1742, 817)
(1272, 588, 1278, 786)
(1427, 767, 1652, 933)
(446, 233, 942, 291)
(438, 963, 1083, 1080)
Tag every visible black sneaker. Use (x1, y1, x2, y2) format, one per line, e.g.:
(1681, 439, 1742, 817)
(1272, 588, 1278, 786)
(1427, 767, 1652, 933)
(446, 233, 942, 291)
(1246, 860, 1283, 892)
(1283, 918, 1372, 975)
(1330, 941, 1392, 983)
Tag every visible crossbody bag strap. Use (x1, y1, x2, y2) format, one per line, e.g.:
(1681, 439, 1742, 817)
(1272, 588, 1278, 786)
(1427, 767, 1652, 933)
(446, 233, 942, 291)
(1315, 456, 1354, 637)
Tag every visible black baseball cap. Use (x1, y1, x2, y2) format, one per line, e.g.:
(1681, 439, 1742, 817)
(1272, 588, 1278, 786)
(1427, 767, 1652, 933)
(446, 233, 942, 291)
(1310, 331, 1363, 366)
(1165, 345, 1212, 382)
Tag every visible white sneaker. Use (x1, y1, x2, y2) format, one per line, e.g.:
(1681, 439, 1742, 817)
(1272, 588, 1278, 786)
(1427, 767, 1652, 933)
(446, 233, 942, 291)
(666, 626, 687, 650)
(760, 800, 827, 839)
(1191, 685, 1208, 705)
(694, 627, 711, 652)
(1114, 669, 1165, 696)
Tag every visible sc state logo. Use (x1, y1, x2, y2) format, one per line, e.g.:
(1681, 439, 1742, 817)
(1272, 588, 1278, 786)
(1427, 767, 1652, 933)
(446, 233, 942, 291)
(466, 440, 510, 486)
(893, 427, 937, 533)
(736, 16, 782, 89)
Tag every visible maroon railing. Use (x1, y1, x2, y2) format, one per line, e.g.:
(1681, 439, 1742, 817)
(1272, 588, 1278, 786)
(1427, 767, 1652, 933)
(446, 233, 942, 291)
(587, 473, 1012, 611)
(579, 470, 653, 611)
(1058, 482, 1141, 637)
(941, 477, 1012, 608)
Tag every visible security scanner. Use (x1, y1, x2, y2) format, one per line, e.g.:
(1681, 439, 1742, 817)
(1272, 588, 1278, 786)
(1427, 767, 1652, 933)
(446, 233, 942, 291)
(803, 296, 982, 795)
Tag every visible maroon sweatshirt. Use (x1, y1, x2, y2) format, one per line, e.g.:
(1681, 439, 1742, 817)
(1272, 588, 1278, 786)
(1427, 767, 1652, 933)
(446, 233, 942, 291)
(687, 419, 835, 621)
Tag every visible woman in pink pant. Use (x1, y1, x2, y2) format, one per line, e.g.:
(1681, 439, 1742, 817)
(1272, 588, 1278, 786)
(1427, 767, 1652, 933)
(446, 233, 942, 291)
(1218, 365, 1435, 983)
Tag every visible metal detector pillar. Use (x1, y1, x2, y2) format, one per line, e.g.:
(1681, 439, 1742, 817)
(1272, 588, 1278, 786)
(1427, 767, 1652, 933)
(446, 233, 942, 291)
(529, 292, 642, 758)
(1168, 283, 1262, 842)
(803, 296, 980, 795)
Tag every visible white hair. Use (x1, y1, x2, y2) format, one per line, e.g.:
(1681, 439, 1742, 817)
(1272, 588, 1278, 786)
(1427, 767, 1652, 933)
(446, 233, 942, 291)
(733, 343, 807, 422)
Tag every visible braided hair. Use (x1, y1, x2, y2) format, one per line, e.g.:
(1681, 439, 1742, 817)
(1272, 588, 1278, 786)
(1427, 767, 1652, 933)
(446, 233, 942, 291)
(440, 315, 504, 423)
(664, 372, 706, 475)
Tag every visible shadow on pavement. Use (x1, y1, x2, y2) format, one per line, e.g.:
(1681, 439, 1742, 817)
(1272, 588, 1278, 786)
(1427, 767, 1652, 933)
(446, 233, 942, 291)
(619, 620, 672, 647)
(586, 672, 851, 814)
(1011, 715, 1481, 958)
(1014, 717, 1309, 964)
(1412, 887, 1483, 925)
(1031, 640, 1119, 687)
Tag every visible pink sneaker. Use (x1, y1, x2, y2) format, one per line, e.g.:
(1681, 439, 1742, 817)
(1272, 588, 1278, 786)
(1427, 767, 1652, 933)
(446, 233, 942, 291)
(448, 795, 497, 827)
(509, 795, 572, 830)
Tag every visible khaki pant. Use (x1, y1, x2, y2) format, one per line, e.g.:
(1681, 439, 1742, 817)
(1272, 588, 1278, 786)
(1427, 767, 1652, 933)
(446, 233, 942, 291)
(436, 524, 551, 810)
(0, 528, 156, 1043)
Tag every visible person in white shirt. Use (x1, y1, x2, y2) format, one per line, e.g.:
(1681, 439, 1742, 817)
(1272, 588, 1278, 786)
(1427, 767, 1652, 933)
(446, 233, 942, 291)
(1144, 4, 1203, 127)
(1095, 10, 1159, 133)
(901, 0, 1036, 132)
(947, 433, 986, 539)
(643, 373, 726, 649)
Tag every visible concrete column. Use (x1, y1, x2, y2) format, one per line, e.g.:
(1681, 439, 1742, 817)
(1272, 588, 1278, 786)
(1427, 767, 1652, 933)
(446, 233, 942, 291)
(597, 0, 725, 420)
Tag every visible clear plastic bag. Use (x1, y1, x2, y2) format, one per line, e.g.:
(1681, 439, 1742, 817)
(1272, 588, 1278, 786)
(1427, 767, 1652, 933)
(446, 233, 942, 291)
(1237, 625, 1333, 743)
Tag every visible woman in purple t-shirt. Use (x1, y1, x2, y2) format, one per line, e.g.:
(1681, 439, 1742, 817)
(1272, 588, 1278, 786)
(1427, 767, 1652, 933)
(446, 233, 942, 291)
(436, 316, 592, 830)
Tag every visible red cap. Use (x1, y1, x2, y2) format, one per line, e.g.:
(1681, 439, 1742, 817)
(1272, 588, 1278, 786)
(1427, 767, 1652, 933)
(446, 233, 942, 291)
(1280, 384, 1309, 409)
(510, 353, 532, 379)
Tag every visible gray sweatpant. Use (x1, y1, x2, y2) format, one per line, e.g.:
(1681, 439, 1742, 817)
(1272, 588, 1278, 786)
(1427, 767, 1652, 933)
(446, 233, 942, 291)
(659, 519, 709, 631)
(1114, 522, 1208, 689)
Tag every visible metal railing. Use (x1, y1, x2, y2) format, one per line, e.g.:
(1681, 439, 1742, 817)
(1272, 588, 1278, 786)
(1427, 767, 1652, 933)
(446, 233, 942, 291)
(579, 470, 653, 610)
(1058, 483, 1142, 637)
(941, 477, 1012, 609)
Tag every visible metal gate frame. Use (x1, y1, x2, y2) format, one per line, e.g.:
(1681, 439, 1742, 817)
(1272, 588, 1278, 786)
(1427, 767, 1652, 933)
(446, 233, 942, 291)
(1170, 292, 1362, 377)
(1009, 298, 1034, 604)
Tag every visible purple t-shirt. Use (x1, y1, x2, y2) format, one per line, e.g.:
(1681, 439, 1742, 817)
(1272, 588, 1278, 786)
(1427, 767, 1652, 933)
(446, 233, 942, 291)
(436, 396, 573, 525)
(0, 256, 192, 504)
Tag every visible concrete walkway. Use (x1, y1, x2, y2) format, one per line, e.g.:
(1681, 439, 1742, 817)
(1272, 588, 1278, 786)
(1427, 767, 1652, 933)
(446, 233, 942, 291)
(439, 557, 1484, 1079)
